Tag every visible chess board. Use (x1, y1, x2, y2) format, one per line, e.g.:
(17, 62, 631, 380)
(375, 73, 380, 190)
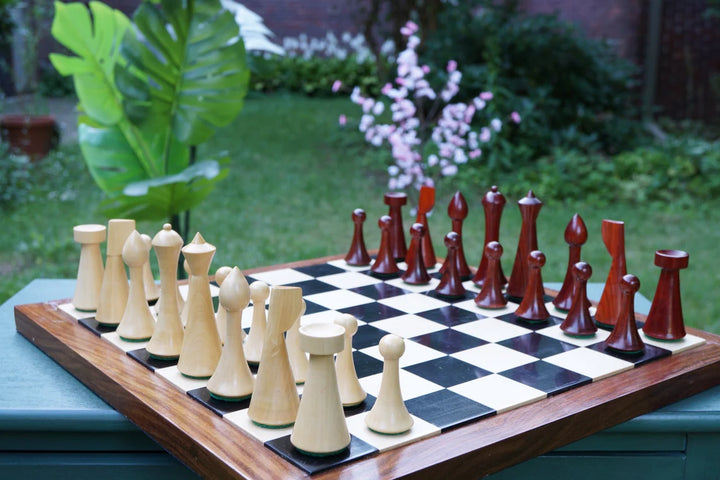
(14, 254, 720, 479)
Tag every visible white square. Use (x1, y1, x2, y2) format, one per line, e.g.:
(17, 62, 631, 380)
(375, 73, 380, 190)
(536, 324, 609, 347)
(450, 374, 546, 413)
(224, 409, 292, 443)
(317, 271, 382, 289)
(248, 268, 314, 286)
(385, 277, 440, 293)
(546, 302, 597, 319)
(358, 369, 443, 400)
(360, 340, 445, 368)
(327, 258, 373, 272)
(179, 283, 219, 301)
(346, 412, 440, 452)
(155, 365, 208, 392)
(462, 280, 481, 294)
(544, 347, 634, 381)
(454, 298, 520, 317)
(101, 331, 150, 352)
(58, 302, 96, 320)
(452, 343, 537, 373)
(453, 318, 532, 343)
(304, 290, 374, 310)
(640, 332, 706, 354)
(378, 293, 449, 314)
(371, 314, 446, 338)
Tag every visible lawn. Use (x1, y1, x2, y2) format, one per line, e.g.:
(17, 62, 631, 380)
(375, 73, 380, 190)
(2, 93, 718, 334)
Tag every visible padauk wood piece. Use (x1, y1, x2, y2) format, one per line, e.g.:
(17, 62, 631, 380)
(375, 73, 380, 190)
(72, 224, 106, 312)
(643, 250, 689, 341)
(441, 191, 472, 279)
(435, 231, 466, 298)
(401, 223, 431, 285)
(507, 191, 542, 300)
(595, 220, 627, 328)
(345, 208, 372, 266)
(411, 185, 437, 268)
(553, 214, 588, 311)
(473, 186, 507, 287)
(474, 241, 507, 309)
(560, 262, 597, 337)
(371, 215, 400, 276)
(384, 192, 408, 261)
(514, 250, 551, 322)
(605, 274, 645, 353)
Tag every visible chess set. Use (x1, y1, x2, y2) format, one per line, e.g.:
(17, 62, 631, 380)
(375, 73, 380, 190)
(14, 186, 720, 479)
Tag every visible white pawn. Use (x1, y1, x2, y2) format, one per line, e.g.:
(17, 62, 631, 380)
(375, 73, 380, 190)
(334, 314, 366, 407)
(214, 266, 232, 344)
(207, 267, 254, 401)
(72, 224, 106, 312)
(286, 300, 308, 384)
(244, 281, 269, 365)
(116, 230, 155, 341)
(365, 334, 414, 434)
(141, 233, 160, 302)
(291, 322, 350, 456)
(95, 219, 135, 326)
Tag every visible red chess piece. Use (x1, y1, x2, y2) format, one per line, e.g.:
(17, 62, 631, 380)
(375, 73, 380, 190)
(474, 241, 507, 309)
(440, 191, 472, 280)
(345, 208, 371, 266)
(435, 232, 466, 299)
(595, 220, 627, 329)
(560, 262, 597, 337)
(412, 185, 437, 268)
(514, 250, 551, 323)
(642, 250, 689, 341)
(507, 191, 543, 300)
(553, 214, 588, 311)
(401, 223, 431, 285)
(473, 186, 507, 287)
(370, 216, 399, 277)
(605, 274, 645, 353)
(384, 192, 408, 261)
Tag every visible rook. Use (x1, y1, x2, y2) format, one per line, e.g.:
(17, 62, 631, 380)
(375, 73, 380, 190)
(643, 250, 689, 341)
(72, 224, 106, 312)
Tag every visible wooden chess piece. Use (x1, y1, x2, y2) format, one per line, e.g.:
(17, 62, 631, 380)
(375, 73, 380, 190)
(146, 224, 184, 360)
(207, 267, 254, 401)
(514, 250, 551, 323)
(473, 186, 506, 287)
(334, 313, 367, 407)
(595, 220, 627, 329)
(560, 262, 597, 337)
(371, 215, 400, 276)
(605, 274, 645, 353)
(286, 300, 308, 385)
(345, 208, 371, 266)
(507, 191, 542, 301)
(140, 233, 160, 303)
(214, 266, 232, 344)
(116, 230, 155, 341)
(401, 223, 431, 285)
(179, 258, 191, 326)
(435, 231, 466, 298)
(440, 191, 472, 279)
(642, 250, 689, 341)
(95, 219, 135, 326)
(474, 241, 507, 309)
(406, 185, 436, 268)
(72, 224, 106, 312)
(244, 281, 270, 365)
(290, 322, 351, 456)
(384, 192, 408, 261)
(553, 214, 588, 311)
(177, 233, 222, 379)
(248, 286, 304, 427)
(365, 334, 414, 434)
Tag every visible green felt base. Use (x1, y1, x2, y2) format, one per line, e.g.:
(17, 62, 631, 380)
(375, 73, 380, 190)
(251, 420, 294, 429)
(368, 426, 411, 436)
(294, 444, 350, 457)
(147, 352, 179, 361)
(208, 391, 251, 402)
(118, 336, 151, 343)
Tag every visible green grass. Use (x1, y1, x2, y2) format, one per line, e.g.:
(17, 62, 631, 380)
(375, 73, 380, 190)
(1, 93, 718, 334)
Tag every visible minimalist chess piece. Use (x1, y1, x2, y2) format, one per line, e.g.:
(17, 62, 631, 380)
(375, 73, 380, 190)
(560, 262, 597, 337)
(146, 224, 184, 359)
(595, 220, 627, 329)
(405, 185, 436, 268)
(643, 250, 689, 341)
(244, 281, 270, 365)
(334, 313, 366, 407)
(605, 274, 645, 353)
(371, 215, 400, 276)
(286, 300, 308, 385)
(345, 208, 371, 266)
(473, 186, 506, 287)
(214, 266, 232, 344)
(402, 223, 431, 285)
(177, 233, 222, 378)
(474, 241, 507, 309)
(514, 250, 551, 322)
(553, 214, 588, 311)
(116, 230, 155, 341)
(140, 233, 160, 302)
(290, 322, 350, 456)
(435, 231, 466, 298)
(207, 267, 254, 401)
(180, 258, 191, 326)
(384, 192, 408, 261)
(248, 286, 304, 427)
(95, 219, 135, 326)
(440, 191, 472, 279)
(72, 224, 106, 312)
(507, 191, 542, 300)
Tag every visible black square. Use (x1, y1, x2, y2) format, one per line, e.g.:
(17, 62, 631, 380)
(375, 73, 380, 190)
(410, 329, 487, 355)
(78, 317, 116, 336)
(187, 387, 250, 416)
(343, 394, 376, 417)
(416, 306, 486, 327)
(294, 263, 347, 277)
(285, 279, 337, 296)
(339, 302, 405, 323)
(499, 360, 591, 395)
(589, 341, 671, 366)
(497, 333, 577, 359)
(303, 299, 328, 315)
(405, 389, 495, 431)
(350, 282, 409, 300)
(353, 350, 384, 378)
(353, 325, 391, 350)
(404, 356, 491, 388)
(497, 312, 562, 331)
(127, 348, 178, 371)
(265, 434, 377, 475)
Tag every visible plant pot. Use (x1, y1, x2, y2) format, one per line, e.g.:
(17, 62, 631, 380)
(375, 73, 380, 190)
(0, 114, 59, 161)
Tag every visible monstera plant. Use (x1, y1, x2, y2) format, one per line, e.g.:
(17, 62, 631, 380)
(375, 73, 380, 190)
(50, 0, 249, 239)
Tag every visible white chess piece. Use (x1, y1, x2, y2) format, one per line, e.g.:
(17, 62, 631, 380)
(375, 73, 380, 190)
(214, 266, 232, 345)
(244, 281, 269, 364)
(334, 313, 367, 406)
(286, 300, 308, 384)
(141, 233, 160, 302)
(95, 219, 135, 326)
(72, 224, 106, 312)
(116, 230, 155, 341)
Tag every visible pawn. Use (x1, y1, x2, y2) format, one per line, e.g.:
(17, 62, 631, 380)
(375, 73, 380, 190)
(214, 266, 232, 344)
(334, 314, 366, 407)
(474, 241, 507, 309)
(440, 191, 472, 279)
(286, 300, 309, 384)
(72, 224, 106, 312)
(95, 219, 135, 326)
(435, 232, 466, 298)
(290, 322, 350, 456)
(642, 250, 689, 341)
(370, 215, 399, 276)
(116, 230, 155, 341)
(401, 223, 431, 285)
(141, 233, 160, 302)
(365, 334, 414, 434)
(207, 267, 255, 401)
(560, 262, 597, 337)
(244, 281, 270, 365)
(514, 250, 551, 323)
(345, 208, 371, 266)
(553, 214, 588, 311)
(605, 274, 645, 353)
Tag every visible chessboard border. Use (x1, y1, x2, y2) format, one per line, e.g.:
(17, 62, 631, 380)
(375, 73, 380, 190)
(14, 253, 720, 480)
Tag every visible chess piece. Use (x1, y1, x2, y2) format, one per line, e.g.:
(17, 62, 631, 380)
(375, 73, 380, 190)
(177, 233, 222, 379)
(642, 250, 689, 341)
(435, 231, 466, 298)
(474, 241, 507, 309)
(406, 185, 436, 268)
(244, 281, 270, 365)
(473, 186, 507, 287)
(605, 274, 645, 353)
(72, 224, 106, 312)
(384, 192, 408, 261)
(140, 233, 160, 303)
(286, 300, 308, 385)
(214, 266, 232, 344)
(334, 313, 367, 407)
(507, 191, 542, 301)
(146, 224, 184, 360)
(440, 191, 472, 280)
(345, 208, 371, 266)
(116, 230, 155, 341)
(365, 334, 414, 434)
(95, 219, 135, 326)
(595, 220, 627, 329)
(370, 215, 400, 276)
(248, 286, 304, 427)
(560, 262, 597, 337)
(207, 267, 254, 401)
(553, 214, 588, 311)
(401, 223, 431, 285)
(514, 250, 551, 323)
(180, 258, 191, 326)
(290, 322, 350, 456)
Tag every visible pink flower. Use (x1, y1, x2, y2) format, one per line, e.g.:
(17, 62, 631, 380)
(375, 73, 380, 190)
(338, 114, 347, 126)
(332, 80, 342, 92)
(400, 20, 419, 36)
(511, 111, 521, 123)
(469, 149, 482, 159)
(447, 60, 457, 73)
(480, 91, 493, 101)
(422, 65, 430, 74)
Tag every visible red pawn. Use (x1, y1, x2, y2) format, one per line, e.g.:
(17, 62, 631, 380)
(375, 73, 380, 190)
(560, 262, 597, 337)
(473, 186, 507, 287)
(553, 214, 588, 311)
(474, 241, 507, 309)
(370, 216, 399, 277)
(514, 250, 551, 323)
(436, 232, 466, 298)
(402, 223, 431, 285)
(605, 274, 645, 354)
(345, 208, 371, 266)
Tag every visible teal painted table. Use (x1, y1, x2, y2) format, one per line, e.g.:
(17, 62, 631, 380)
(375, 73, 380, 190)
(2, 280, 719, 479)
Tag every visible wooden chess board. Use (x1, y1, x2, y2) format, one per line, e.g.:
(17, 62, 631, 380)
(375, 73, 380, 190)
(14, 254, 720, 479)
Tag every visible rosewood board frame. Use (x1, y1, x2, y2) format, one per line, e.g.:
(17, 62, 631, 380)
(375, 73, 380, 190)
(14, 254, 720, 480)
